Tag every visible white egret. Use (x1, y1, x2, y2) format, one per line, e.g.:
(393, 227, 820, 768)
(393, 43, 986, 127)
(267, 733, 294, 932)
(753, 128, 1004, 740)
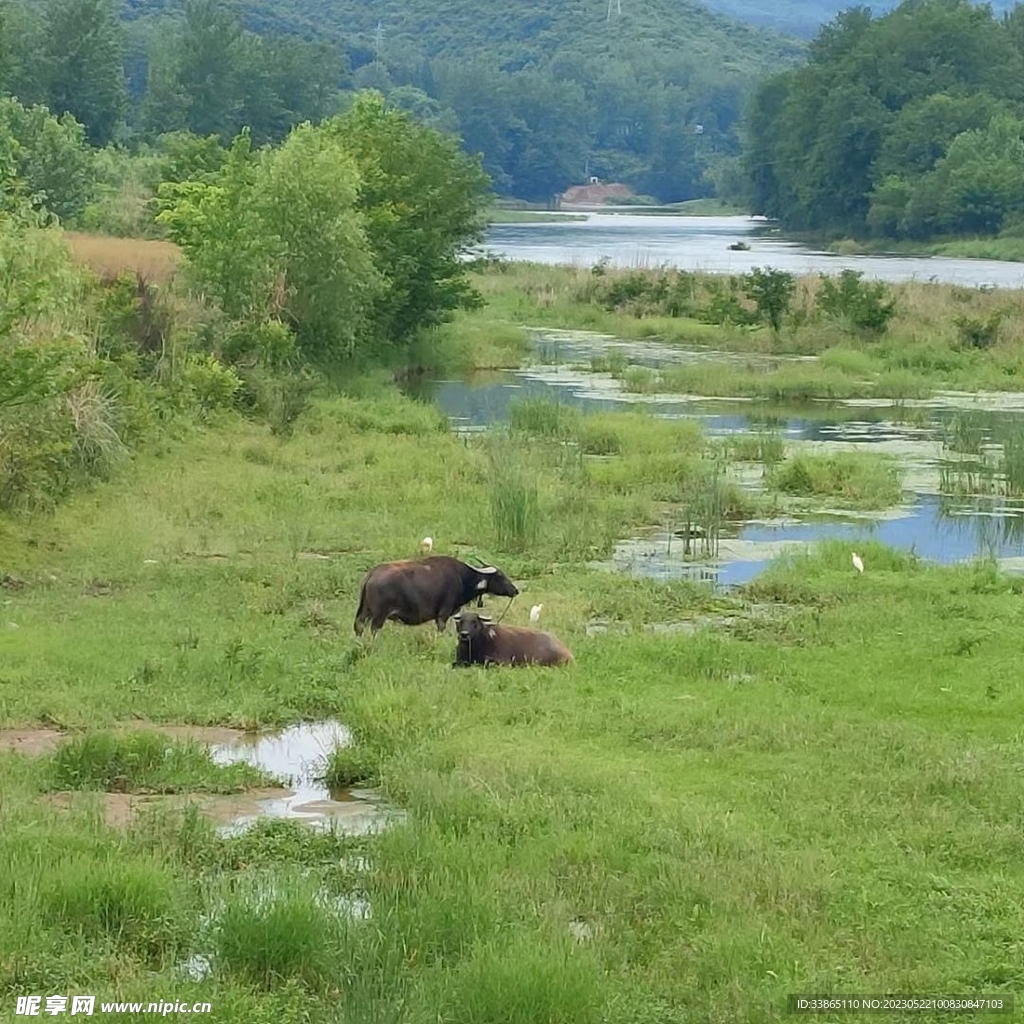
(418, 537, 433, 556)
(852, 552, 864, 573)
(530, 603, 543, 623)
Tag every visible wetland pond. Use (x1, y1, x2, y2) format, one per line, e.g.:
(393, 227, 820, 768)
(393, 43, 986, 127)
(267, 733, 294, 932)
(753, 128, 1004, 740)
(419, 328, 1024, 585)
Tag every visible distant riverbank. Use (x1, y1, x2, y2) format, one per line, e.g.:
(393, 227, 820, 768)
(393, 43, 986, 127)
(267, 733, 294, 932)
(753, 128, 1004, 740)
(819, 234, 1024, 264)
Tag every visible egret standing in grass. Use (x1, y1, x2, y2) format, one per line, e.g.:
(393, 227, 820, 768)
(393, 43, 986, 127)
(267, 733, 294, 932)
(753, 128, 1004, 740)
(419, 537, 433, 556)
(530, 603, 543, 623)
(852, 552, 864, 573)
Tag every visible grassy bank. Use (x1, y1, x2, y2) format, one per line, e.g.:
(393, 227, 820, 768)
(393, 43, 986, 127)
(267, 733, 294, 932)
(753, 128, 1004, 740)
(486, 208, 589, 224)
(663, 197, 749, 216)
(468, 260, 1024, 398)
(1, 388, 1020, 1022)
(826, 234, 1024, 263)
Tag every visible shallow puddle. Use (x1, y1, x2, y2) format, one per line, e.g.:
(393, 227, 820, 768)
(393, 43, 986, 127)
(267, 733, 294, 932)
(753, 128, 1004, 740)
(9, 720, 405, 838)
(209, 720, 405, 836)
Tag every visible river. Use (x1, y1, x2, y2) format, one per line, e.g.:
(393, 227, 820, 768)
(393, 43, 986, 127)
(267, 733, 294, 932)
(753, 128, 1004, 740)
(482, 213, 1024, 288)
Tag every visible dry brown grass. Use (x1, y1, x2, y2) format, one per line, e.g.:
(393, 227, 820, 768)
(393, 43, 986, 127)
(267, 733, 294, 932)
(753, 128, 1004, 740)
(63, 232, 182, 285)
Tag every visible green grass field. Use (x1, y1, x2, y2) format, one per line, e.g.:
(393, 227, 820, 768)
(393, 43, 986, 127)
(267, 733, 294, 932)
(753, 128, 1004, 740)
(1, 386, 1021, 1022)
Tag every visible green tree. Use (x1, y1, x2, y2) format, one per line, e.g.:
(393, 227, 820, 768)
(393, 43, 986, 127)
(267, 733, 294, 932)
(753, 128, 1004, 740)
(744, 0, 1024, 237)
(325, 90, 491, 347)
(256, 123, 379, 361)
(902, 113, 1024, 236)
(170, 0, 244, 140)
(0, 97, 95, 222)
(156, 130, 271, 321)
(744, 267, 795, 337)
(39, 0, 125, 146)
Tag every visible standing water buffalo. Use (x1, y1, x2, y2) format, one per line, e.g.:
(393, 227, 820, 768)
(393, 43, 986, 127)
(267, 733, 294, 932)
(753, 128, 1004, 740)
(353, 556, 519, 637)
(452, 611, 574, 667)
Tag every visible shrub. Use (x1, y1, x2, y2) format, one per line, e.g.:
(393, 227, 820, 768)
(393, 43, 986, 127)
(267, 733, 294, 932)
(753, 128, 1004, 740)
(817, 270, 897, 338)
(743, 266, 795, 336)
(954, 312, 1003, 350)
(178, 354, 242, 417)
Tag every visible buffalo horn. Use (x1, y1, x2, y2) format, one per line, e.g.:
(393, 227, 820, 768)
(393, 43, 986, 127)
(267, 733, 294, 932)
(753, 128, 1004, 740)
(477, 565, 498, 574)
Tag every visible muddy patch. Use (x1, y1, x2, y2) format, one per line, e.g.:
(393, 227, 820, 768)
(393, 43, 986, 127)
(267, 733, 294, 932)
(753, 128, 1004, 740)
(42, 787, 293, 829)
(0, 723, 247, 757)
(0, 728, 67, 756)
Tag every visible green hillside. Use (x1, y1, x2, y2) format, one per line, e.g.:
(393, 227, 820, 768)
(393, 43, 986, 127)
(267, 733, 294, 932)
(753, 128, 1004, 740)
(123, 0, 803, 72)
(113, 0, 804, 201)
(2, 0, 804, 203)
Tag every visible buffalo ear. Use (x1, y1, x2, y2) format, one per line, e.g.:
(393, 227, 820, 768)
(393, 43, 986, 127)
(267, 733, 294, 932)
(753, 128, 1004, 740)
(475, 578, 487, 591)
(487, 627, 496, 639)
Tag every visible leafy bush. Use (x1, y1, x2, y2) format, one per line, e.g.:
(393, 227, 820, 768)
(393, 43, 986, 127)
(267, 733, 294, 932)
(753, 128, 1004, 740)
(0, 97, 96, 223)
(699, 277, 759, 327)
(93, 271, 173, 373)
(743, 266, 795, 336)
(817, 270, 897, 338)
(179, 354, 243, 417)
(953, 312, 1003, 350)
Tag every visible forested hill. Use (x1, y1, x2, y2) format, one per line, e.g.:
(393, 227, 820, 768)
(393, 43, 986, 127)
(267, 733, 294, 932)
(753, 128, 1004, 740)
(121, 0, 803, 72)
(111, 0, 804, 202)
(2, 0, 802, 204)
(701, 0, 1015, 38)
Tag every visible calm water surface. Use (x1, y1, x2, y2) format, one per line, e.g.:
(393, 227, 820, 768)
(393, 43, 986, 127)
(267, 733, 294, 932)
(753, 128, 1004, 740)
(482, 214, 1024, 288)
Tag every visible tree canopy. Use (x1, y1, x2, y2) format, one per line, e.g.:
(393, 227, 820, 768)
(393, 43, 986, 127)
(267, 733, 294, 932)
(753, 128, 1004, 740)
(0, 0, 805, 203)
(742, 0, 1024, 239)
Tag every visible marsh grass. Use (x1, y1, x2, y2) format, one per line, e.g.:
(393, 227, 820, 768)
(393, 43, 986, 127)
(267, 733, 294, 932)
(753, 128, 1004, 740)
(36, 853, 192, 962)
(488, 457, 540, 551)
(468, 261, 1024, 397)
(724, 431, 785, 466)
(47, 731, 274, 794)
(508, 395, 578, 437)
(767, 452, 904, 508)
(212, 876, 347, 991)
(673, 457, 728, 558)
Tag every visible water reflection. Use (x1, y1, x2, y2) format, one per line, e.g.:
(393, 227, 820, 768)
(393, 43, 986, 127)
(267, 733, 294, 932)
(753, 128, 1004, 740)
(596, 496, 1024, 586)
(209, 721, 404, 836)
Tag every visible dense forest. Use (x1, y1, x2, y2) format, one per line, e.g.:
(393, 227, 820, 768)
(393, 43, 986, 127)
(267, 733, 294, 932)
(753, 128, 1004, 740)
(0, 0, 803, 206)
(743, 0, 1024, 240)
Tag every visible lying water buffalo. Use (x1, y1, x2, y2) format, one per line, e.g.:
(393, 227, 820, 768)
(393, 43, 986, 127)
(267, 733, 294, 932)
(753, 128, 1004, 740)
(353, 556, 519, 637)
(452, 611, 574, 667)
